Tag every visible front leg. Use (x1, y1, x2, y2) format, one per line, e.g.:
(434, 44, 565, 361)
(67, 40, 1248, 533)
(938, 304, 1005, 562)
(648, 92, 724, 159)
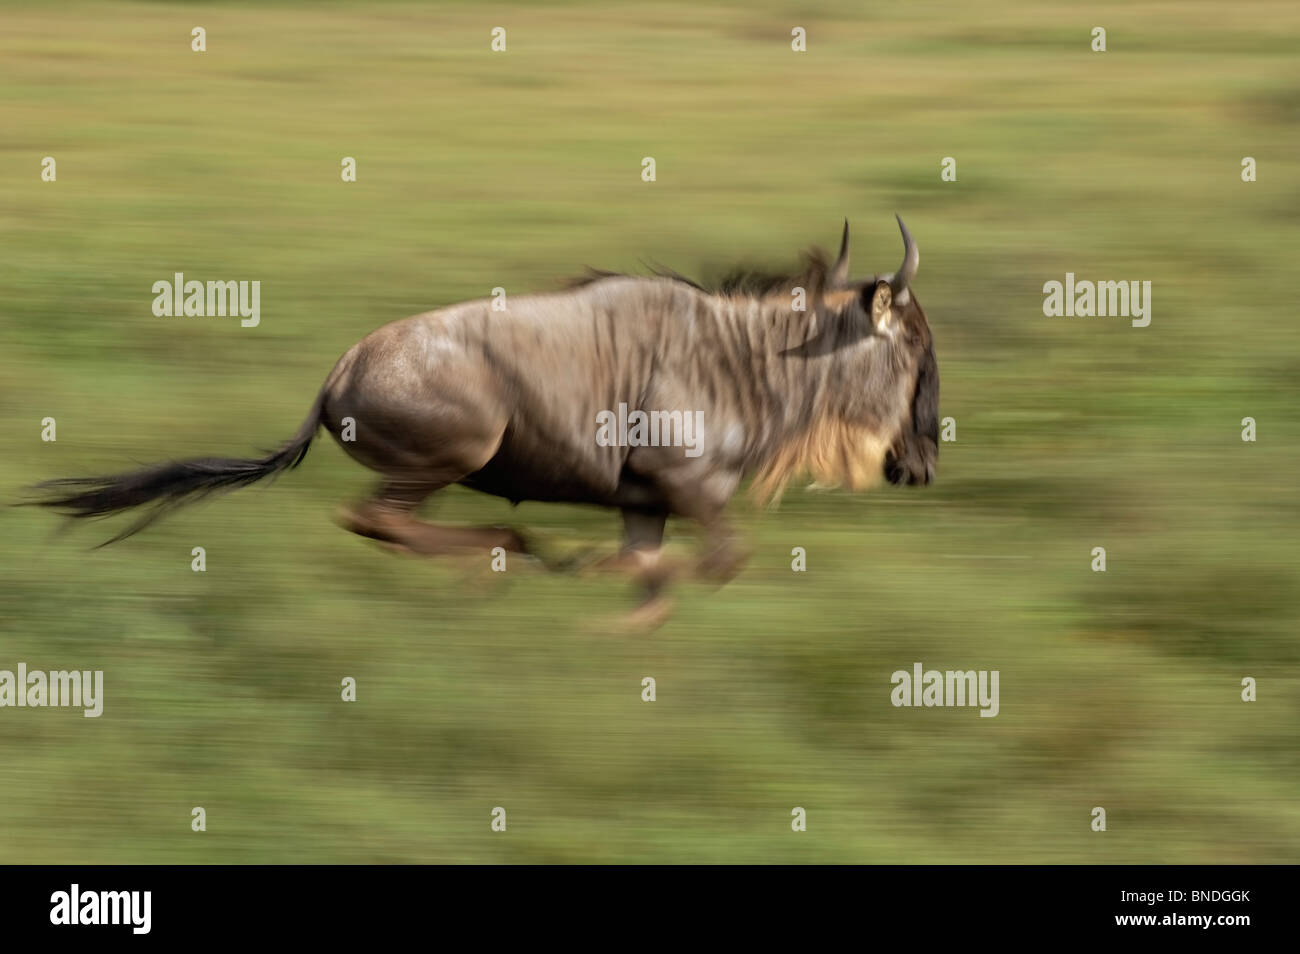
(618, 509, 677, 602)
(693, 512, 750, 584)
(602, 508, 677, 631)
(653, 466, 749, 585)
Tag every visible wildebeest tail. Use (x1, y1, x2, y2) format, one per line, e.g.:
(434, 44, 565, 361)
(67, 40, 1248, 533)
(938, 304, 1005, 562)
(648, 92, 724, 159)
(28, 390, 326, 545)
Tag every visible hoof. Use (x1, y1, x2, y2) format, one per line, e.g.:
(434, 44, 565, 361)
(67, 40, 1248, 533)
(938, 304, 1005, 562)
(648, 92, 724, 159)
(334, 504, 366, 534)
(585, 549, 644, 575)
(695, 547, 750, 586)
(622, 596, 675, 634)
(492, 527, 530, 553)
(376, 539, 417, 558)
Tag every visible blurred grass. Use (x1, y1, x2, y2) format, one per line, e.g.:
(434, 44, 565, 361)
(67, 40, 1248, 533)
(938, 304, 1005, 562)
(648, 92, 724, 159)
(1, 0, 1298, 862)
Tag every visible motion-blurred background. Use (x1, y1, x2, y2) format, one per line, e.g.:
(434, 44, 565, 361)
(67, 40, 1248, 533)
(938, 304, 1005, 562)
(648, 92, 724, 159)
(1, 1, 1297, 862)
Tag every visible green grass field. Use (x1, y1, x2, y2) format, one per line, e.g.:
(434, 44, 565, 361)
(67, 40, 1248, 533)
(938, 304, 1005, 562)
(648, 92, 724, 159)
(1, 0, 1298, 862)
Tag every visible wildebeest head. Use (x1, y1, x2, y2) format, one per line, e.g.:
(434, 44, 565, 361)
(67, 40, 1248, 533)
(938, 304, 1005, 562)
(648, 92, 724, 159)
(824, 216, 939, 488)
(573, 217, 939, 504)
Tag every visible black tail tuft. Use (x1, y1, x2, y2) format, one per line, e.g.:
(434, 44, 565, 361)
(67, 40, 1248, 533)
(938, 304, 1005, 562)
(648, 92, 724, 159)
(27, 399, 321, 546)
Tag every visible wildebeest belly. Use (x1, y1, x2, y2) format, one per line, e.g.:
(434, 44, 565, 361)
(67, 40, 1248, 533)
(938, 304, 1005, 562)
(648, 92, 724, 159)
(459, 434, 665, 509)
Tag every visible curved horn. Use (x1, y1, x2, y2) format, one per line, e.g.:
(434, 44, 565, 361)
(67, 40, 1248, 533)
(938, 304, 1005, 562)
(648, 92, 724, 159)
(829, 219, 850, 286)
(885, 214, 918, 305)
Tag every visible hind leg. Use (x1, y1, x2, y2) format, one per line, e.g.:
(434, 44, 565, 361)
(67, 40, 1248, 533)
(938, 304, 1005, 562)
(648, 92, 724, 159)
(339, 478, 529, 558)
(324, 367, 531, 560)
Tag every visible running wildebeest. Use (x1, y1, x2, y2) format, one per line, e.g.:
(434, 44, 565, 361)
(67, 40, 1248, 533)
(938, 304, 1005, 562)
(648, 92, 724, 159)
(33, 217, 938, 621)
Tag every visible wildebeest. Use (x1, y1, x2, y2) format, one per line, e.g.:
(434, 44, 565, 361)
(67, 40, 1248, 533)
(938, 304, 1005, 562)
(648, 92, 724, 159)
(34, 217, 938, 619)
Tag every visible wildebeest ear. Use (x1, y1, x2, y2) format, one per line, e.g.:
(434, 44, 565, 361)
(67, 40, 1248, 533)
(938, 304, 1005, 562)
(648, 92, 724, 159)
(829, 219, 850, 286)
(867, 281, 893, 331)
